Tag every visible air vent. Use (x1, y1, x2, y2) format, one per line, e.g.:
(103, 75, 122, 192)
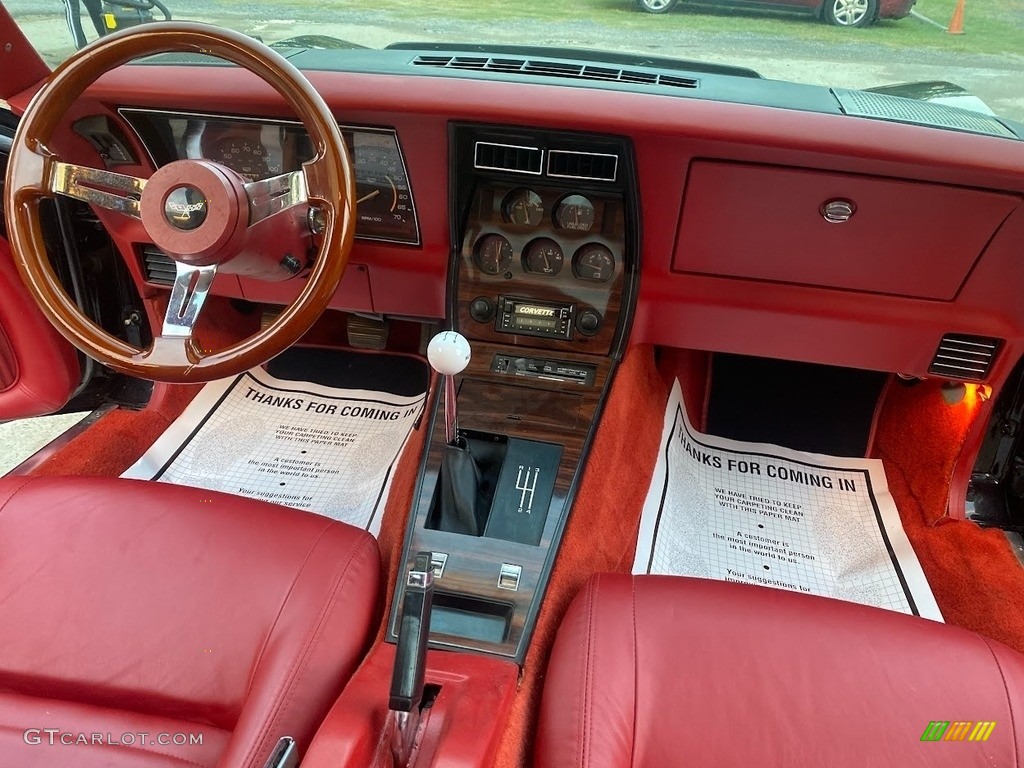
(928, 334, 1002, 381)
(832, 89, 1017, 140)
(474, 142, 543, 175)
(412, 55, 698, 90)
(141, 246, 176, 286)
(547, 149, 618, 182)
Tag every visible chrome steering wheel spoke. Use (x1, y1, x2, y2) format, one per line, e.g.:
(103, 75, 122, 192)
(50, 161, 146, 219)
(244, 169, 308, 225)
(161, 261, 217, 339)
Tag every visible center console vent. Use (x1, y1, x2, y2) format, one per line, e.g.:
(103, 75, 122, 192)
(928, 333, 1002, 381)
(474, 141, 543, 175)
(547, 149, 618, 182)
(140, 245, 176, 286)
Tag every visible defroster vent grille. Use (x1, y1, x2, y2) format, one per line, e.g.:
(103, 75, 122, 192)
(413, 55, 699, 90)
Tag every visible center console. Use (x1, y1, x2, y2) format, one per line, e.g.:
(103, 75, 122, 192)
(389, 124, 638, 661)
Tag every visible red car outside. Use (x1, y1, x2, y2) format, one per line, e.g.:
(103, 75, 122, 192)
(637, 0, 917, 27)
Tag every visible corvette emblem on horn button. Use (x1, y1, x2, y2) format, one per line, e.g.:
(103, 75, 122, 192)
(163, 186, 209, 231)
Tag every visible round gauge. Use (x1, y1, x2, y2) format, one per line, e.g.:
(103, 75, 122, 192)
(502, 189, 545, 227)
(473, 234, 513, 275)
(572, 243, 616, 282)
(522, 238, 564, 276)
(554, 195, 596, 232)
(207, 136, 271, 182)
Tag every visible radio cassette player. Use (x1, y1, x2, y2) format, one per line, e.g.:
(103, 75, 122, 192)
(496, 297, 574, 340)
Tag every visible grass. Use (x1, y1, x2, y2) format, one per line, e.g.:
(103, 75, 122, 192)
(286, 0, 1024, 58)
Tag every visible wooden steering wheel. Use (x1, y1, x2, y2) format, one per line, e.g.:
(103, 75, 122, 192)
(3, 23, 355, 383)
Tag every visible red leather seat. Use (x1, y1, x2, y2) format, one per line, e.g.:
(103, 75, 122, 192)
(536, 574, 1024, 768)
(0, 475, 381, 768)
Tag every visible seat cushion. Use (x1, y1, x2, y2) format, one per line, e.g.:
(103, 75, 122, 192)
(536, 574, 1024, 768)
(0, 476, 382, 767)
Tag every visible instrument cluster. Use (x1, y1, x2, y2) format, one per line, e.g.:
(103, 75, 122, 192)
(119, 109, 419, 244)
(470, 187, 620, 284)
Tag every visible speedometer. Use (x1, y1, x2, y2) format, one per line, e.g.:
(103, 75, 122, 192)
(206, 136, 272, 182)
(350, 130, 419, 244)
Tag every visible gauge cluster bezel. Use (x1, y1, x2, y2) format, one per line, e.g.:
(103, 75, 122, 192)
(117, 108, 421, 245)
(450, 123, 637, 358)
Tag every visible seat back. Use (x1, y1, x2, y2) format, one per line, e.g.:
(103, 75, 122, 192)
(536, 574, 1024, 768)
(0, 476, 382, 766)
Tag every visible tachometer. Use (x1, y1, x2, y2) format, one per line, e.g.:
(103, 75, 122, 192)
(350, 130, 419, 244)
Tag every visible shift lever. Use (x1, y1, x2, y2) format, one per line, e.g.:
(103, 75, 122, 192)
(427, 331, 471, 445)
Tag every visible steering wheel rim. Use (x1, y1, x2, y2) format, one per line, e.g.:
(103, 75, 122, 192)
(3, 22, 355, 383)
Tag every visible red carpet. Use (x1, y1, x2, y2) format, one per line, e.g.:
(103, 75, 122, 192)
(28, 382, 202, 477)
(871, 378, 1024, 653)
(494, 344, 668, 768)
(494, 353, 1024, 767)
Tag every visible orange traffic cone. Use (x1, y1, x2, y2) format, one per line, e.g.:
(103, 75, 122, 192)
(947, 0, 965, 34)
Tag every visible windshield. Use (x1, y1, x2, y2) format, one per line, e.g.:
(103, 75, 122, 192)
(5, 0, 1024, 122)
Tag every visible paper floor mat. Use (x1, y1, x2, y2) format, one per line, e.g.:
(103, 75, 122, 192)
(633, 380, 943, 621)
(122, 366, 426, 535)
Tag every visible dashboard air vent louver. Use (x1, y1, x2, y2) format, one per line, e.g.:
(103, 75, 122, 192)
(928, 334, 1001, 381)
(474, 141, 543, 175)
(141, 246, 176, 286)
(547, 149, 618, 182)
(412, 55, 698, 90)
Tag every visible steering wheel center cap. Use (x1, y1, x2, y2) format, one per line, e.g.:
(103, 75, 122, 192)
(163, 185, 208, 231)
(140, 159, 249, 265)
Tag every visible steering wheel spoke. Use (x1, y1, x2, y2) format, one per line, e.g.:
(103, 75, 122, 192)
(244, 170, 308, 225)
(50, 161, 146, 219)
(162, 261, 217, 339)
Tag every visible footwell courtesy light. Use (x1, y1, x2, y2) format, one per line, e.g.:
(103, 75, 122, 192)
(941, 381, 967, 406)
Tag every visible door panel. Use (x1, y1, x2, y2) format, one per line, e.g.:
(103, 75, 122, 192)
(0, 235, 80, 420)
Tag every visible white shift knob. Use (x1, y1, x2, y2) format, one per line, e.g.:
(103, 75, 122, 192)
(427, 331, 472, 376)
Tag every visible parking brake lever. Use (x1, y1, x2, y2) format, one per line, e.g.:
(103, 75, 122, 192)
(389, 551, 434, 765)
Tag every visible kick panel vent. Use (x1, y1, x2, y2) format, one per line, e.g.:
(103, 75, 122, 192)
(929, 334, 1001, 381)
(141, 246, 176, 286)
(412, 55, 698, 90)
(547, 149, 618, 182)
(474, 142, 544, 175)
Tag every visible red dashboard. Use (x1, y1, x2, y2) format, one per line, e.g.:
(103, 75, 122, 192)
(13, 60, 1024, 391)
